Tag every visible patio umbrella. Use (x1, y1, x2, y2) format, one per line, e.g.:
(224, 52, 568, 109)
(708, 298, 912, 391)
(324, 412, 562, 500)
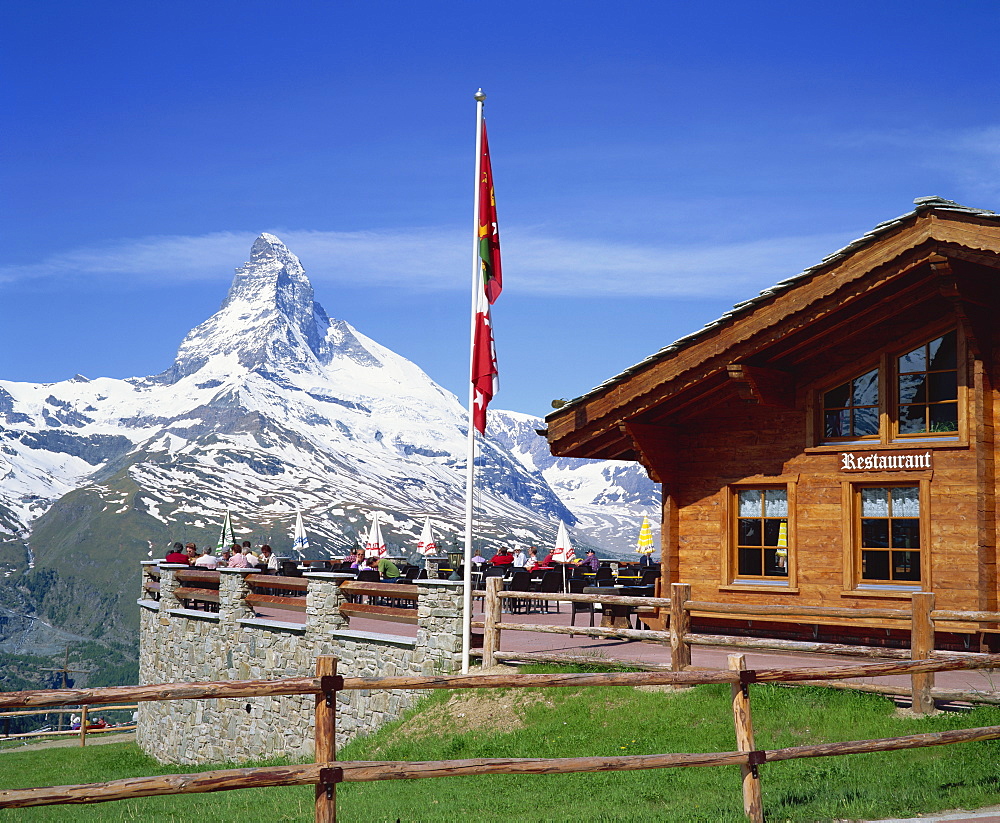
(552, 520, 575, 563)
(292, 510, 309, 560)
(217, 509, 236, 554)
(416, 517, 438, 556)
(636, 516, 655, 555)
(364, 511, 386, 558)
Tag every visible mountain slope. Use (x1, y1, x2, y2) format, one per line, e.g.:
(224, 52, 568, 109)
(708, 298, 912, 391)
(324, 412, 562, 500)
(0, 234, 655, 649)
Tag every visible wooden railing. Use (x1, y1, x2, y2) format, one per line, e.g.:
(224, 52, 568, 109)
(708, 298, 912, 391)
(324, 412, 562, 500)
(0, 704, 137, 746)
(338, 580, 418, 624)
(475, 579, 1000, 713)
(246, 573, 309, 613)
(173, 569, 220, 612)
(4, 655, 1000, 822)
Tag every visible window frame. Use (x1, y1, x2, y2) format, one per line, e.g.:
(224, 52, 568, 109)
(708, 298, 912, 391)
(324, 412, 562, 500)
(720, 477, 798, 592)
(842, 478, 931, 594)
(815, 326, 965, 448)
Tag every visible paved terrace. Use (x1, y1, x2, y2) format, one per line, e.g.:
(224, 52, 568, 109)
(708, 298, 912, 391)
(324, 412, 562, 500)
(253, 598, 1000, 700)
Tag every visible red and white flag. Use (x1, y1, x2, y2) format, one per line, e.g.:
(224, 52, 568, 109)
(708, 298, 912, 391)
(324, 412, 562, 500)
(472, 119, 501, 435)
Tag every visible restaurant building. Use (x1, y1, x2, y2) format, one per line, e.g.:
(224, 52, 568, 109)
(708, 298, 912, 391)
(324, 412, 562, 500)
(544, 197, 1000, 649)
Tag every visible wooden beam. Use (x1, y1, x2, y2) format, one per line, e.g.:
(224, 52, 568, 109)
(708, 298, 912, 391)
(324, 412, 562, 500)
(932, 254, 994, 360)
(726, 363, 795, 408)
(621, 421, 677, 484)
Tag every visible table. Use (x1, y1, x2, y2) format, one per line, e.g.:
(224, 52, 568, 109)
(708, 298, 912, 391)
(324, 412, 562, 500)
(583, 586, 637, 630)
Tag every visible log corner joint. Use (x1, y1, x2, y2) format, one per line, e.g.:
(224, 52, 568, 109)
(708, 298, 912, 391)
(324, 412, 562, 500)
(320, 675, 344, 707)
(319, 767, 344, 799)
(726, 364, 795, 408)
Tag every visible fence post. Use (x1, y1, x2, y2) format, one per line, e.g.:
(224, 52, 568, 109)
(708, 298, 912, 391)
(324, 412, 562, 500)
(483, 576, 503, 668)
(729, 654, 764, 823)
(79, 706, 88, 747)
(670, 583, 691, 671)
(315, 655, 340, 823)
(910, 591, 936, 714)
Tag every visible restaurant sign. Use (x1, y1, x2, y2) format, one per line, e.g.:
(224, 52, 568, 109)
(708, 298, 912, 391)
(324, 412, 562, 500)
(840, 451, 932, 472)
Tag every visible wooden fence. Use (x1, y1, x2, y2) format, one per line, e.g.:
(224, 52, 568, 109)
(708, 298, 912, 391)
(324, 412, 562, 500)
(4, 654, 1000, 821)
(0, 705, 137, 746)
(475, 579, 1000, 712)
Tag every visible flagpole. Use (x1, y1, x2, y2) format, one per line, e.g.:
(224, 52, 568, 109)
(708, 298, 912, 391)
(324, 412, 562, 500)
(462, 89, 486, 674)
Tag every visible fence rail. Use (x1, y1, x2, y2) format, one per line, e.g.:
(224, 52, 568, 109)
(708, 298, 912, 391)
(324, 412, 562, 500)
(475, 580, 1000, 711)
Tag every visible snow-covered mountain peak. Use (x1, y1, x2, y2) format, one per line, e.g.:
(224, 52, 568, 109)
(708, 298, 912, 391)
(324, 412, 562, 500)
(162, 233, 333, 382)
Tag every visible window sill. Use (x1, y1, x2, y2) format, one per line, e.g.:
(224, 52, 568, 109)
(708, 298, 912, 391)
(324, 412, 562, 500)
(805, 440, 968, 454)
(841, 588, 924, 600)
(720, 583, 799, 595)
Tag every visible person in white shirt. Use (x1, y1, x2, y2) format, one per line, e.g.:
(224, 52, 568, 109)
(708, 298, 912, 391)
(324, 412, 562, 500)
(259, 544, 279, 573)
(512, 547, 528, 568)
(193, 548, 219, 569)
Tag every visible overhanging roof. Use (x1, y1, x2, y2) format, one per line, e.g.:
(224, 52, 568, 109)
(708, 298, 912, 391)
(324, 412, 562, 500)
(545, 197, 1000, 462)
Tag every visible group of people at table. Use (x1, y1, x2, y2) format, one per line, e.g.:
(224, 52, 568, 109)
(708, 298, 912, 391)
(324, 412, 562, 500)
(162, 541, 280, 573)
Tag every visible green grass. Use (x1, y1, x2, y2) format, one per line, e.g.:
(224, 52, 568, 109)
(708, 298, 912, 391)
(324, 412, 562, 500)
(4, 668, 1000, 821)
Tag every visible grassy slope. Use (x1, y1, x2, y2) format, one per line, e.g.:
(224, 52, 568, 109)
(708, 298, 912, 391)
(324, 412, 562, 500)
(3, 677, 1000, 822)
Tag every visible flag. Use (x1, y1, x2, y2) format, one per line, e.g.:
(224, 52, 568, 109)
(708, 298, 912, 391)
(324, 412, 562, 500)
(636, 516, 655, 555)
(478, 120, 502, 304)
(292, 510, 309, 559)
(416, 516, 438, 556)
(472, 119, 501, 435)
(217, 509, 236, 553)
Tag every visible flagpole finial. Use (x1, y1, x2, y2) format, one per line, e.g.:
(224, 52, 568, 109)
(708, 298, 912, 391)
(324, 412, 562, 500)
(474, 88, 486, 102)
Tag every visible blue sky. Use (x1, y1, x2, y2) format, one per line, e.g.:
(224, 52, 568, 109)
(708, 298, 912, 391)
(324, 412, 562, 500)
(4, 2, 1000, 418)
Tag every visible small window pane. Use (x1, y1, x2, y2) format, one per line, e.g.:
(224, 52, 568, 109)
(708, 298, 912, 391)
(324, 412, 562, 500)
(854, 407, 879, 436)
(738, 490, 761, 518)
(824, 382, 850, 409)
(738, 519, 762, 546)
(763, 489, 787, 517)
(861, 550, 890, 580)
(852, 369, 879, 406)
(763, 548, 789, 577)
(929, 403, 958, 433)
(899, 346, 926, 374)
(891, 519, 920, 548)
(892, 551, 921, 581)
(928, 372, 957, 402)
(763, 519, 782, 546)
(929, 332, 957, 371)
(738, 548, 763, 576)
(861, 519, 889, 548)
(898, 374, 927, 405)
(826, 410, 850, 438)
(891, 487, 919, 517)
(861, 488, 889, 517)
(898, 406, 926, 434)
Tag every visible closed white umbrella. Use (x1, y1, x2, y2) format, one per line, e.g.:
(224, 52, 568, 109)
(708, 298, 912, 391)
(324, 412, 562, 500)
(364, 512, 386, 558)
(292, 510, 309, 560)
(416, 517, 438, 556)
(552, 521, 575, 563)
(217, 509, 236, 554)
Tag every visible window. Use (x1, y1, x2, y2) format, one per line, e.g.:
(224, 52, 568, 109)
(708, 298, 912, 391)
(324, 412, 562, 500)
(818, 329, 960, 445)
(897, 331, 958, 436)
(824, 367, 879, 440)
(857, 486, 921, 584)
(735, 488, 789, 579)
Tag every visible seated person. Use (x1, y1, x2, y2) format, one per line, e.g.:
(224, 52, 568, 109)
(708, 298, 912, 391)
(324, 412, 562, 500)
(164, 542, 190, 565)
(193, 548, 219, 569)
(242, 541, 259, 566)
(228, 548, 249, 569)
(259, 544, 279, 573)
(367, 555, 400, 583)
(523, 547, 540, 571)
(470, 549, 487, 566)
(536, 551, 557, 569)
(490, 548, 514, 566)
(184, 543, 199, 563)
(576, 549, 600, 574)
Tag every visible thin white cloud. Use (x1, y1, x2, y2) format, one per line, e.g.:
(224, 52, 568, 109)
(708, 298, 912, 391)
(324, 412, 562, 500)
(0, 226, 853, 299)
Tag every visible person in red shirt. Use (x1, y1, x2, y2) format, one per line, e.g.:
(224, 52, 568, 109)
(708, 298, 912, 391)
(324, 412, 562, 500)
(164, 542, 190, 565)
(490, 548, 514, 566)
(536, 551, 557, 569)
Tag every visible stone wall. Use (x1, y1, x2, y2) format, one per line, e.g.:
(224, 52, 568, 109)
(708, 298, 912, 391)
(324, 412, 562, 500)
(136, 563, 464, 765)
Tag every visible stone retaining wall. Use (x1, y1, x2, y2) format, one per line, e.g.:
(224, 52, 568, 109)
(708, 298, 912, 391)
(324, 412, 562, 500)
(137, 563, 464, 765)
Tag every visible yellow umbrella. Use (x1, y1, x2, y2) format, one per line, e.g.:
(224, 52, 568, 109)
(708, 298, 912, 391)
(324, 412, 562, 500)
(636, 516, 655, 555)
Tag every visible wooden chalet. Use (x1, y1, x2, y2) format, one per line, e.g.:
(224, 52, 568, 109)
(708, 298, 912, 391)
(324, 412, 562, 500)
(545, 197, 1000, 649)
